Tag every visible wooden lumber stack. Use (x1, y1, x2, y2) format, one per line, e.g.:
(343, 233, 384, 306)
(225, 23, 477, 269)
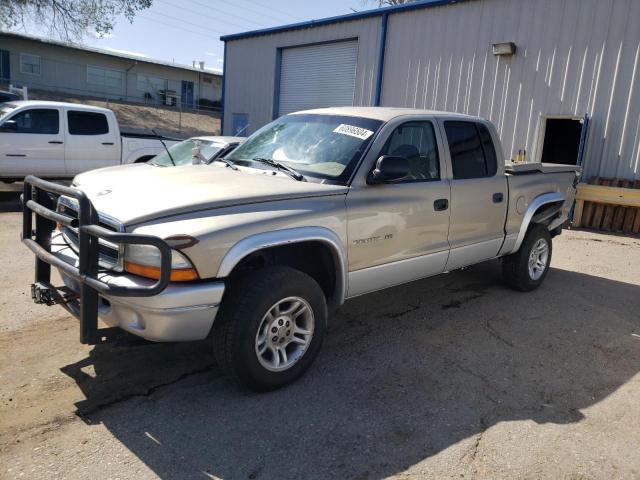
(573, 177, 640, 233)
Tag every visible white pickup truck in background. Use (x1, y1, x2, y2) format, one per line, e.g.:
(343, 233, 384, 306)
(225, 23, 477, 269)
(0, 100, 181, 182)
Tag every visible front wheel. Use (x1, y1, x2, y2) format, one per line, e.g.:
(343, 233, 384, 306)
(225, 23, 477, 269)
(213, 266, 327, 391)
(502, 224, 552, 292)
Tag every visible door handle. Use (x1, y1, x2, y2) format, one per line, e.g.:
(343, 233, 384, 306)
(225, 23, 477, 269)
(48, 141, 63, 144)
(492, 192, 504, 203)
(433, 198, 449, 211)
(6, 153, 26, 157)
(101, 142, 115, 145)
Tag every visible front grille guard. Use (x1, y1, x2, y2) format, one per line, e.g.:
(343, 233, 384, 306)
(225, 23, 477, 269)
(58, 197, 126, 272)
(22, 175, 172, 344)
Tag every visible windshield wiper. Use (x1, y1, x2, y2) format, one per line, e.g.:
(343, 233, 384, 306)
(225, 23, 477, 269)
(252, 157, 305, 181)
(212, 157, 238, 170)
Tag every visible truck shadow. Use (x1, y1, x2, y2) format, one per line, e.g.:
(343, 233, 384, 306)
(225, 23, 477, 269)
(61, 262, 640, 479)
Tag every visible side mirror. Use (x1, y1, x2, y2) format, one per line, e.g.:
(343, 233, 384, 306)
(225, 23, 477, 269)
(367, 155, 410, 184)
(0, 120, 17, 132)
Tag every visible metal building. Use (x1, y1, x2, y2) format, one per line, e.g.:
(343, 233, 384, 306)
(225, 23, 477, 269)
(221, 0, 640, 180)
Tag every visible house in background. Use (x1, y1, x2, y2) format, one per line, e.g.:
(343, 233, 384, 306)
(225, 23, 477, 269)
(220, 0, 640, 181)
(0, 31, 222, 109)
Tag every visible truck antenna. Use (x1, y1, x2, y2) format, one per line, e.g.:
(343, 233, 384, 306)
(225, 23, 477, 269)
(152, 129, 176, 166)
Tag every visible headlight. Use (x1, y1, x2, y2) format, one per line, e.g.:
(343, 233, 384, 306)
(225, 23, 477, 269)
(124, 244, 198, 282)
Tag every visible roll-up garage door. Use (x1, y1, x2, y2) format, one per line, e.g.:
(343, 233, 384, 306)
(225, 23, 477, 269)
(278, 40, 358, 116)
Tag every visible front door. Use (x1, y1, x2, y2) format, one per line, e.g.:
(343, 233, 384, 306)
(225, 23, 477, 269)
(181, 80, 194, 108)
(346, 119, 451, 297)
(0, 107, 66, 178)
(440, 120, 508, 271)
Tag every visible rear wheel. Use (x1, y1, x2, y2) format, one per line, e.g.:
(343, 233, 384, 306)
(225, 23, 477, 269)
(213, 266, 327, 391)
(502, 224, 552, 292)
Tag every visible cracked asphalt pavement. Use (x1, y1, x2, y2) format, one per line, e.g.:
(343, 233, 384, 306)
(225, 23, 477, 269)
(1, 206, 640, 479)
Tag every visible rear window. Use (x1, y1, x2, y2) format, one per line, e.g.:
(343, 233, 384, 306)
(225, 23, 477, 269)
(67, 111, 109, 135)
(444, 121, 497, 179)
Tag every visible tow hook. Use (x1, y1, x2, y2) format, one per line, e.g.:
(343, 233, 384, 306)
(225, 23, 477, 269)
(31, 282, 77, 306)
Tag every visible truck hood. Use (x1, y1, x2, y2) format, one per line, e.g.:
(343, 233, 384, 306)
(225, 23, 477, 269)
(72, 164, 348, 225)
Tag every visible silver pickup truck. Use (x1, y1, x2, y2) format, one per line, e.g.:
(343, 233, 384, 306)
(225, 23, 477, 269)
(22, 107, 580, 390)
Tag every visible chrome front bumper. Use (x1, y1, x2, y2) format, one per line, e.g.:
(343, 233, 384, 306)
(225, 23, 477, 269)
(53, 235, 225, 342)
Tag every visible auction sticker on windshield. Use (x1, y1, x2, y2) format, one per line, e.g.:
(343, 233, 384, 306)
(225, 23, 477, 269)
(333, 124, 374, 140)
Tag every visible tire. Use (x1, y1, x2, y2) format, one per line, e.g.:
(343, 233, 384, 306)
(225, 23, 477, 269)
(213, 266, 327, 391)
(502, 224, 552, 292)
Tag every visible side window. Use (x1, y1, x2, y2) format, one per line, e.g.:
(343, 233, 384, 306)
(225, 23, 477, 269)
(10, 109, 59, 134)
(381, 121, 440, 181)
(67, 111, 109, 135)
(444, 121, 496, 179)
(477, 123, 497, 176)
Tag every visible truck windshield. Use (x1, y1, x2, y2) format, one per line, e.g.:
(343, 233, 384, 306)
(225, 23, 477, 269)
(150, 139, 225, 167)
(226, 114, 383, 184)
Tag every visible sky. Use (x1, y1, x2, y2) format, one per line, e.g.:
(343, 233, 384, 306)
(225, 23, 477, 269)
(10, 0, 376, 73)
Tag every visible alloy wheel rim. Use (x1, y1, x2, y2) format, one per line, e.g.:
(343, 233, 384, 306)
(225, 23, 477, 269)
(254, 296, 314, 372)
(528, 238, 549, 280)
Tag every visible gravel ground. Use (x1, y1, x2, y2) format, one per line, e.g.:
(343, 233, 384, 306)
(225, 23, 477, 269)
(1, 209, 639, 480)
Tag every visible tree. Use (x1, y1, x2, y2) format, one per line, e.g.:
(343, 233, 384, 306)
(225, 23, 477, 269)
(0, 0, 153, 41)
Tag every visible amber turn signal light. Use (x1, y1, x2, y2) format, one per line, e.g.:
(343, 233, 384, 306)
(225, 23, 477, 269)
(124, 261, 199, 282)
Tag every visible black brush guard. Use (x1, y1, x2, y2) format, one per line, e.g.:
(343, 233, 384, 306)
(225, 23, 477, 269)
(22, 175, 172, 344)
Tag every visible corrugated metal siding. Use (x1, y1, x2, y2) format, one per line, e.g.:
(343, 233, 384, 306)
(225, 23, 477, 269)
(279, 40, 358, 115)
(223, 17, 380, 135)
(381, 0, 640, 179)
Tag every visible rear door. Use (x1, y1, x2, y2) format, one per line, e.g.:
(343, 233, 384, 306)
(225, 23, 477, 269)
(440, 119, 508, 271)
(64, 109, 119, 175)
(0, 107, 65, 177)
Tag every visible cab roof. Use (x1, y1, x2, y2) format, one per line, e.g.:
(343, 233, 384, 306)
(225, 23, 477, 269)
(292, 106, 480, 122)
(4, 100, 112, 114)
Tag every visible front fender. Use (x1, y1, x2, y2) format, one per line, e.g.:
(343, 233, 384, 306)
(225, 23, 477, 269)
(122, 145, 165, 164)
(217, 226, 348, 305)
